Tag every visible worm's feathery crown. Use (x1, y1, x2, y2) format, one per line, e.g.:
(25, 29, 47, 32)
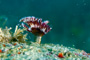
(20, 16, 51, 36)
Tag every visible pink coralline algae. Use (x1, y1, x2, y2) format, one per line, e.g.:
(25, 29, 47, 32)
(19, 16, 52, 44)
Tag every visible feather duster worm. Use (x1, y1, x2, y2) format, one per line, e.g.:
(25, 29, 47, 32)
(19, 16, 52, 44)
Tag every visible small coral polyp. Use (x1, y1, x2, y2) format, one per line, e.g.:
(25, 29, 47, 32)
(20, 16, 51, 44)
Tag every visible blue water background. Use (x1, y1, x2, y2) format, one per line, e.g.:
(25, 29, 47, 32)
(0, 0, 90, 52)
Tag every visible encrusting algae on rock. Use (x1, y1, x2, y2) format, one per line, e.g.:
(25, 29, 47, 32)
(0, 16, 90, 60)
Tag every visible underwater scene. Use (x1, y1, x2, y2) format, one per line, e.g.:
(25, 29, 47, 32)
(0, 0, 90, 60)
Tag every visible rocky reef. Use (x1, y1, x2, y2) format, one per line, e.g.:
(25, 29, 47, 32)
(0, 41, 90, 60)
